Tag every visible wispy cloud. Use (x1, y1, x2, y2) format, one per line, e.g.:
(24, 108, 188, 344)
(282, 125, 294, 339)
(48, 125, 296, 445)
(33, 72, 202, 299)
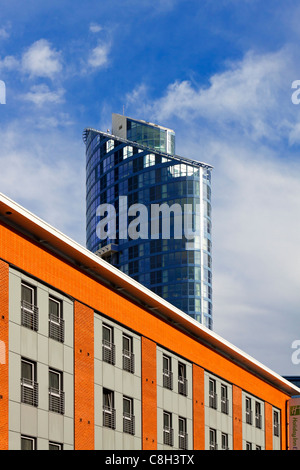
(145, 48, 299, 143)
(22, 84, 65, 106)
(124, 46, 300, 374)
(21, 39, 63, 79)
(87, 41, 111, 68)
(0, 121, 85, 244)
(0, 38, 63, 81)
(89, 23, 102, 33)
(0, 27, 9, 40)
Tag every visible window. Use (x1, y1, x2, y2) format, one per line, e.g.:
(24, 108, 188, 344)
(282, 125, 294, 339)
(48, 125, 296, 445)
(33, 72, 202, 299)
(273, 410, 280, 437)
(245, 397, 252, 425)
(209, 428, 217, 450)
(21, 283, 38, 331)
(102, 324, 115, 365)
(255, 401, 262, 429)
(178, 362, 188, 397)
(49, 297, 64, 343)
(163, 411, 174, 446)
(103, 389, 115, 429)
(123, 396, 135, 435)
(21, 435, 36, 450)
(221, 432, 229, 450)
(209, 378, 217, 409)
(256, 445, 261, 450)
(49, 369, 64, 414)
(162, 355, 173, 390)
(178, 417, 188, 450)
(21, 358, 38, 407)
(49, 442, 63, 450)
(221, 384, 229, 414)
(122, 334, 135, 374)
(246, 441, 252, 450)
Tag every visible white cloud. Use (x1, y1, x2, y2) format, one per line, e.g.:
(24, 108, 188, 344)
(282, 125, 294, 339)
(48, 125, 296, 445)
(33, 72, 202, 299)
(143, 48, 300, 144)
(21, 39, 63, 79)
(88, 42, 110, 68)
(124, 47, 300, 375)
(89, 23, 102, 33)
(210, 142, 300, 374)
(0, 122, 85, 245)
(22, 84, 65, 106)
(0, 39, 63, 80)
(0, 55, 19, 71)
(0, 27, 9, 40)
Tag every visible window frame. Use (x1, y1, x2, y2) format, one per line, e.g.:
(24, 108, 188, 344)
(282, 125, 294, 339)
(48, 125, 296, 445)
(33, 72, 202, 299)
(209, 428, 217, 450)
(162, 354, 173, 390)
(21, 435, 36, 450)
(209, 378, 217, 410)
(122, 334, 135, 374)
(21, 282, 38, 331)
(178, 362, 188, 397)
(163, 411, 174, 447)
(245, 396, 252, 425)
(49, 296, 65, 342)
(102, 324, 115, 365)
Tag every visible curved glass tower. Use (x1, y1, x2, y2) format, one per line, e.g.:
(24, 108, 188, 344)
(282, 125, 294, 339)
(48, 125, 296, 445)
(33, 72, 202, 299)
(84, 114, 213, 329)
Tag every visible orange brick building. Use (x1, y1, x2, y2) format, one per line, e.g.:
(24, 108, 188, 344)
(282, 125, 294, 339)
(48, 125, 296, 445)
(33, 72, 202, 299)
(0, 192, 298, 450)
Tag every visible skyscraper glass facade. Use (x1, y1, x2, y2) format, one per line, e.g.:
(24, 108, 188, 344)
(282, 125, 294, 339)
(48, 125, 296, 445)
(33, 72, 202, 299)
(84, 116, 213, 329)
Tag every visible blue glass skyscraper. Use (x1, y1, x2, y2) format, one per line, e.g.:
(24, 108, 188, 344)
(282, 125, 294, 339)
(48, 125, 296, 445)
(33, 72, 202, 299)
(84, 114, 213, 329)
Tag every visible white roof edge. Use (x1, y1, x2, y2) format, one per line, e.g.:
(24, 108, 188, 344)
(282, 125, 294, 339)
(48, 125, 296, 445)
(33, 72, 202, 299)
(82, 127, 214, 170)
(1, 192, 299, 396)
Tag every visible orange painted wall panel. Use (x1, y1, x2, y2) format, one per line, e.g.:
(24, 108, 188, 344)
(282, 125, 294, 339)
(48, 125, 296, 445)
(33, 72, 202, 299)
(232, 385, 243, 450)
(192, 364, 205, 449)
(0, 259, 9, 450)
(141, 337, 157, 449)
(265, 402, 273, 450)
(74, 301, 94, 450)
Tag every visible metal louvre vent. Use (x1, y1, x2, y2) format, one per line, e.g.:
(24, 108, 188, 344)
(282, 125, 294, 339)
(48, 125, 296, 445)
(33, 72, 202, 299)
(102, 340, 116, 365)
(49, 388, 65, 414)
(122, 350, 135, 374)
(123, 413, 135, 435)
(21, 378, 38, 407)
(49, 314, 65, 343)
(103, 406, 116, 429)
(163, 370, 173, 390)
(21, 301, 39, 331)
(163, 427, 174, 447)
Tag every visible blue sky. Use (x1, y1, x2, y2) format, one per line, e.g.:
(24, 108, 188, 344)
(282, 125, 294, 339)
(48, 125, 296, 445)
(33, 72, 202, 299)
(1, 0, 300, 375)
